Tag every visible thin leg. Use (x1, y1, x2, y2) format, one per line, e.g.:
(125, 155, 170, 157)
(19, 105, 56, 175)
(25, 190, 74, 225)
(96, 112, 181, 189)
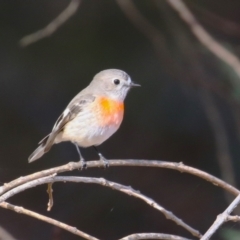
(74, 143, 86, 169)
(93, 146, 109, 168)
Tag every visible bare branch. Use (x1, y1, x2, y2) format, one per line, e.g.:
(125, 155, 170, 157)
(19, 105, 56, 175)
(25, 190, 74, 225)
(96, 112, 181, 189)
(190, 3, 240, 38)
(155, 0, 237, 208)
(0, 176, 202, 238)
(115, 0, 184, 80)
(166, 0, 240, 89)
(1, 160, 239, 197)
(116, 0, 240, 112)
(0, 225, 17, 240)
(0, 174, 56, 202)
(119, 232, 192, 240)
(201, 193, 240, 240)
(0, 201, 99, 240)
(226, 215, 240, 222)
(19, 0, 81, 47)
(47, 183, 53, 211)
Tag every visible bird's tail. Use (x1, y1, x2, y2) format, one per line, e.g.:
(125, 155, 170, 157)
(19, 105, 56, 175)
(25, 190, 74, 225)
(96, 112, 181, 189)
(28, 134, 51, 163)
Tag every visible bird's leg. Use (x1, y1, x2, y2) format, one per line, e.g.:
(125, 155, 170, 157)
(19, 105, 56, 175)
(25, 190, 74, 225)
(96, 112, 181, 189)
(74, 143, 86, 169)
(93, 146, 109, 168)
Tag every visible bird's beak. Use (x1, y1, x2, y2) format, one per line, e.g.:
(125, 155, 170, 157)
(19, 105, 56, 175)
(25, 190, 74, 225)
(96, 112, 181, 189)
(129, 82, 141, 88)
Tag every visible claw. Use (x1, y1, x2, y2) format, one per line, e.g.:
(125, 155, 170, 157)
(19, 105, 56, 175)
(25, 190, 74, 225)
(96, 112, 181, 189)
(99, 154, 109, 168)
(79, 158, 87, 170)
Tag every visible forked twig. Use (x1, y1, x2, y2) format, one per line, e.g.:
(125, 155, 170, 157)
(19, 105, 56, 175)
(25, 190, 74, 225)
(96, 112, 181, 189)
(0, 203, 193, 240)
(2, 159, 239, 239)
(166, 0, 240, 88)
(0, 176, 202, 238)
(201, 193, 240, 240)
(1, 160, 239, 196)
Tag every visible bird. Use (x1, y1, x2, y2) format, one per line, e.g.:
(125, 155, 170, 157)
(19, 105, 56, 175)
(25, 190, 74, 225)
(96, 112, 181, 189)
(28, 69, 140, 167)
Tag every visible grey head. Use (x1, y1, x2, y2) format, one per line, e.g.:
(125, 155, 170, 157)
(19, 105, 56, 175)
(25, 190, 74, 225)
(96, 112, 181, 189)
(88, 69, 140, 101)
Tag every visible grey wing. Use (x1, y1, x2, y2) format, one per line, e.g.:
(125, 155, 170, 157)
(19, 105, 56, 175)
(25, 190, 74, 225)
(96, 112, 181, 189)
(28, 94, 95, 162)
(44, 94, 96, 152)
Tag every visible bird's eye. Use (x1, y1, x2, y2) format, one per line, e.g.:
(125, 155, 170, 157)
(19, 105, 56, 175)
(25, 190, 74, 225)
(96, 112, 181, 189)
(113, 79, 120, 85)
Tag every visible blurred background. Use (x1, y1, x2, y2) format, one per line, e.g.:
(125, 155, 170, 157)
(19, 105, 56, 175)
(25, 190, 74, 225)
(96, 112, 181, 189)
(0, 0, 240, 239)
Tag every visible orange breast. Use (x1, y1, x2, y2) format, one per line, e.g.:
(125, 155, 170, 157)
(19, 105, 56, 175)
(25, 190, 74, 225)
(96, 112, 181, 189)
(97, 97, 124, 126)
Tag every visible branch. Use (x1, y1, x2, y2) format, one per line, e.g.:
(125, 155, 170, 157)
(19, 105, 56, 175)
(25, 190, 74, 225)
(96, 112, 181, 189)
(0, 225, 17, 240)
(226, 215, 240, 222)
(0, 174, 56, 202)
(47, 183, 53, 211)
(201, 193, 240, 240)
(0, 201, 99, 240)
(1, 160, 239, 196)
(116, 0, 240, 112)
(190, 3, 240, 38)
(0, 176, 202, 238)
(19, 0, 81, 47)
(166, 0, 240, 89)
(119, 233, 192, 240)
(154, 0, 237, 207)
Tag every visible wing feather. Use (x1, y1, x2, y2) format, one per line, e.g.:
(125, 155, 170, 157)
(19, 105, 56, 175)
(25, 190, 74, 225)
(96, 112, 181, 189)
(44, 94, 95, 151)
(28, 94, 95, 162)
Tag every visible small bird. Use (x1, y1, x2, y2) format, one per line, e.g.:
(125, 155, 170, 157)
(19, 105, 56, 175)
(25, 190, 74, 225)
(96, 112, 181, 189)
(28, 69, 140, 167)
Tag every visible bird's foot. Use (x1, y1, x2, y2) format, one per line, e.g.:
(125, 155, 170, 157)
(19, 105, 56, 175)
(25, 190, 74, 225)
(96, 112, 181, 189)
(78, 158, 87, 170)
(99, 154, 109, 168)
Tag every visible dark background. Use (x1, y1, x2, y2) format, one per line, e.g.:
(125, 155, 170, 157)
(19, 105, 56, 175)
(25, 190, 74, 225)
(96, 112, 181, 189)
(0, 0, 240, 239)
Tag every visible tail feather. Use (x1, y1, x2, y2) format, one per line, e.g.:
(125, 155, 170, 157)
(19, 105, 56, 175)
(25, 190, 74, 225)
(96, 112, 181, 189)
(28, 144, 46, 163)
(28, 135, 52, 163)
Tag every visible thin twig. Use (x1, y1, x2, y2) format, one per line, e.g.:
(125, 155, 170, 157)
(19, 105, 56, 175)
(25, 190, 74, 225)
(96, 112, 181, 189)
(115, 0, 187, 82)
(0, 225, 17, 240)
(0, 201, 99, 240)
(155, 0, 237, 205)
(201, 193, 240, 240)
(155, 0, 239, 215)
(0, 176, 202, 238)
(0, 174, 57, 202)
(118, 0, 240, 222)
(47, 183, 53, 211)
(1, 160, 239, 196)
(119, 232, 192, 240)
(116, 0, 240, 116)
(166, 0, 240, 89)
(19, 0, 81, 47)
(226, 215, 240, 222)
(190, 3, 240, 38)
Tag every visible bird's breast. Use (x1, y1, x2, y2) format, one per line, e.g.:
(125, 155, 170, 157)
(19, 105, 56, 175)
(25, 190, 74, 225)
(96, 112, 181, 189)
(57, 97, 124, 147)
(96, 96, 124, 127)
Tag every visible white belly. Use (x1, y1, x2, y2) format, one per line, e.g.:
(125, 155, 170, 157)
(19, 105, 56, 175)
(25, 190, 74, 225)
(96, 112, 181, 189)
(55, 117, 121, 147)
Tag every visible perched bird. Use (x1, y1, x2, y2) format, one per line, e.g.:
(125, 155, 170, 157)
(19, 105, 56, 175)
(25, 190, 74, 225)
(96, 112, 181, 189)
(28, 69, 140, 167)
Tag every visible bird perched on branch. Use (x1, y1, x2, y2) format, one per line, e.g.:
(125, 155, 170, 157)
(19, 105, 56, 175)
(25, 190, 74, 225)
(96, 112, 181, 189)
(28, 69, 140, 167)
